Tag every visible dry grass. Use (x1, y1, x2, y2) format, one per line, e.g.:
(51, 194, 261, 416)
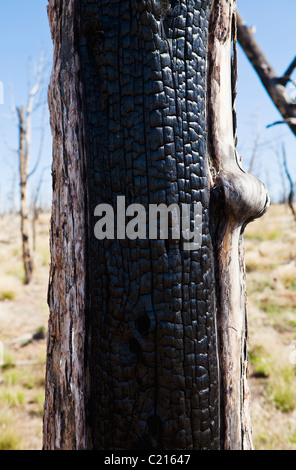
(0, 213, 49, 450)
(244, 204, 296, 450)
(1, 205, 296, 449)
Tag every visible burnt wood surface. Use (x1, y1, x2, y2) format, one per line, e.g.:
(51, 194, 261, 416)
(79, 0, 219, 450)
(43, 0, 269, 451)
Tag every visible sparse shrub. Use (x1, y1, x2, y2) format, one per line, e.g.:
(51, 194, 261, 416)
(288, 319, 296, 330)
(23, 375, 35, 390)
(280, 274, 296, 292)
(249, 346, 273, 378)
(3, 370, 24, 386)
(2, 350, 15, 369)
(0, 430, 21, 450)
(249, 278, 271, 294)
(269, 366, 296, 413)
(266, 229, 282, 241)
(33, 326, 46, 341)
(246, 261, 259, 273)
(244, 228, 282, 242)
(0, 290, 15, 301)
(259, 299, 288, 316)
(0, 413, 21, 450)
(290, 281, 296, 292)
(33, 391, 45, 416)
(5, 265, 24, 281)
(0, 389, 25, 407)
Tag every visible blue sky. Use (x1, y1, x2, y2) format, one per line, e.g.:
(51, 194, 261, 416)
(0, 0, 295, 211)
(0, 0, 52, 212)
(237, 0, 296, 202)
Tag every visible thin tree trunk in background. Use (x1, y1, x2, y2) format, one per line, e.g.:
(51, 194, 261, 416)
(17, 106, 33, 285)
(16, 59, 43, 285)
(43, 0, 269, 450)
(282, 144, 296, 221)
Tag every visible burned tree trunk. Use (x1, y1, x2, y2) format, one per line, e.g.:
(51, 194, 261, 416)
(43, 0, 269, 450)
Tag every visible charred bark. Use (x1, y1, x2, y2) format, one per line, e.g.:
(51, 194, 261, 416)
(43, 0, 269, 450)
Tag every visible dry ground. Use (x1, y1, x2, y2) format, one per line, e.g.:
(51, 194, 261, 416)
(0, 205, 296, 450)
(0, 213, 49, 450)
(244, 204, 296, 450)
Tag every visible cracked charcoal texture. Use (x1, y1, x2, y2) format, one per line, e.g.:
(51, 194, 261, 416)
(78, 0, 219, 450)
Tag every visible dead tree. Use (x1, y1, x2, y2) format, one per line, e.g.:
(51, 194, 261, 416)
(43, 0, 269, 450)
(17, 106, 33, 284)
(237, 12, 296, 137)
(282, 144, 296, 220)
(16, 57, 44, 284)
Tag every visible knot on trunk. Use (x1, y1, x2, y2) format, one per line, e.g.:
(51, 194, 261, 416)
(214, 165, 270, 229)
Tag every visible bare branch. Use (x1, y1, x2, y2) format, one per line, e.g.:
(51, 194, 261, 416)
(0, 126, 18, 162)
(0, 84, 18, 124)
(23, 51, 46, 181)
(237, 12, 296, 137)
(281, 56, 296, 86)
(28, 101, 47, 179)
(267, 117, 296, 129)
(26, 51, 44, 117)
